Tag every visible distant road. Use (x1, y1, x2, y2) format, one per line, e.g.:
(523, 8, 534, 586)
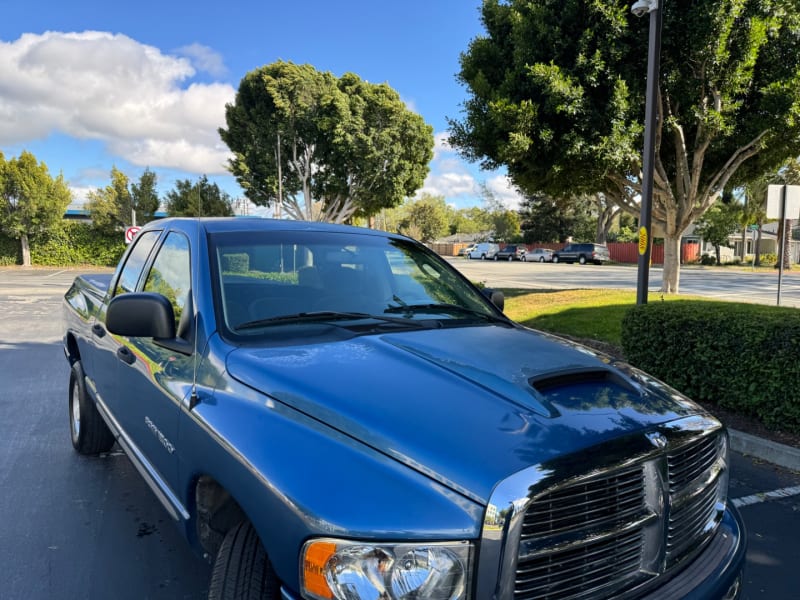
(446, 259, 800, 308)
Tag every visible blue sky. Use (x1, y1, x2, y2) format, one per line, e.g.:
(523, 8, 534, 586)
(0, 0, 523, 215)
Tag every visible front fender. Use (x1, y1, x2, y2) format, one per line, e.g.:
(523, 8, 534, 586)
(177, 374, 483, 593)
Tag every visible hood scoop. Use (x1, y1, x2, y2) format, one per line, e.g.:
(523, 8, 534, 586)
(530, 367, 644, 412)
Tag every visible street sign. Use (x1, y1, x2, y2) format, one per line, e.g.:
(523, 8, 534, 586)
(748, 224, 759, 231)
(125, 226, 141, 244)
(766, 185, 800, 219)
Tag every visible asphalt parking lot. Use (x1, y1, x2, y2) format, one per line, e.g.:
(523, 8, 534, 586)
(1, 267, 798, 599)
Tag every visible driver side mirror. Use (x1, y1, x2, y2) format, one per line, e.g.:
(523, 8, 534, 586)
(106, 292, 176, 339)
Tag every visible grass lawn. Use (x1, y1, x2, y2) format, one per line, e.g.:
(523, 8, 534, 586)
(501, 288, 707, 349)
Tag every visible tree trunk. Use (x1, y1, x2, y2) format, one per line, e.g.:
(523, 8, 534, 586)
(754, 224, 762, 266)
(661, 234, 681, 293)
(741, 228, 746, 261)
(20, 233, 31, 267)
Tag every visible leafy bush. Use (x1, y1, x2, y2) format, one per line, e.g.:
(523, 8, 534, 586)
(700, 254, 716, 265)
(622, 301, 800, 434)
(0, 222, 126, 266)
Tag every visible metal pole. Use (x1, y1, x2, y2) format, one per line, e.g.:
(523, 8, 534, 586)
(636, 4, 664, 304)
(777, 185, 786, 306)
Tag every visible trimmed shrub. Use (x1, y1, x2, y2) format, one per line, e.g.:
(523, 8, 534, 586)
(0, 222, 126, 266)
(622, 301, 800, 434)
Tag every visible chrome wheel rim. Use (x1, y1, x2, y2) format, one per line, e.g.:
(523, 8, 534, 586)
(71, 380, 81, 441)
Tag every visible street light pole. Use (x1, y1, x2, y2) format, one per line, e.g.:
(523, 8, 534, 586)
(633, 0, 664, 304)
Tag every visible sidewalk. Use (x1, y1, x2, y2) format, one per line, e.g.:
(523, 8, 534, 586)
(729, 429, 800, 472)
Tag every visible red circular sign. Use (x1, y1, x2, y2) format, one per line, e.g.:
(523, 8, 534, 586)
(125, 226, 141, 243)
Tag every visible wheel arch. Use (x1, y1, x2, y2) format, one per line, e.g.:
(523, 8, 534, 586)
(64, 332, 81, 364)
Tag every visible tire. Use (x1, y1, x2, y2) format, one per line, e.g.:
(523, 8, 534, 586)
(578, 255, 587, 265)
(494, 255, 499, 261)
(539, 257, 545, 263)
(209, 521, 281, 600)
(69, 361, 115, 455)
(507, 255, 513, 261)
(553, 255, 559, 263)
(481, 254, 487, 260)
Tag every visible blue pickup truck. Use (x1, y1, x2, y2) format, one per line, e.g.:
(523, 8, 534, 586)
(63, 217, 745, 600)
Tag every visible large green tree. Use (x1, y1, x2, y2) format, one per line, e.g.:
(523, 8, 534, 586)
(519, 193, 596, 243)
(87, 167, 133, 233)
(450, 0, 800, 293)
(165, 175, 234, 217)
(219, 61, 434, 224)
(131, 168, 161, 224)
(399, 194, 450, 242)
(0, 151, 72, 266)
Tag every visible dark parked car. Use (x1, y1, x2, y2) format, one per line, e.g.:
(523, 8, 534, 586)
(494, 244, 527, 261)
(553, 243, 611, 264)
(527, 248, 554, 262)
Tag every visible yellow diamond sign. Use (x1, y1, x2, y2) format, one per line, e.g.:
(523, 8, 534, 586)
(638, 226, 648, 255)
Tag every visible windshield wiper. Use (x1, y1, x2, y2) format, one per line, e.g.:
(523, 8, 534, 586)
(236, 311, 428, 331)
(384, 303, 508, 323)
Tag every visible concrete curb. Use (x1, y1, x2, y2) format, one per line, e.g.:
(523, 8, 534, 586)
(729, 429, 800, 472)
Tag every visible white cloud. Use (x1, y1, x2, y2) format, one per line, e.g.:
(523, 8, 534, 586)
(176, 43, 228, 77)
(421, 131, 525, 210)
(0, 31, 235, 174)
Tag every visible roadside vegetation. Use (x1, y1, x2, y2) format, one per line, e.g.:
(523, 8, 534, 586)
(504, 289, 800, 437)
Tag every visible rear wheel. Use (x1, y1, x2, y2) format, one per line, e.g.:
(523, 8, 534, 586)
(209, 522, 281, 600)
(69, 361, 115, 455)
(494, 255, 499, 261)
(578, 255, 587, 265)
(539, 257, 545, 263)
(553, 255, 559, 263)
(507, 255, 513, 261)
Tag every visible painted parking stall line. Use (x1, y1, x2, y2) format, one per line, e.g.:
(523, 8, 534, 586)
(732, 485, 800, 508)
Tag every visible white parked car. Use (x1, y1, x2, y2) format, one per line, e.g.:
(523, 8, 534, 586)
(468, 242, 500, 260)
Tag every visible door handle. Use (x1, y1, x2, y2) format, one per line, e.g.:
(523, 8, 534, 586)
(116, 346, 135, 365)
(92, 323, 106, 338)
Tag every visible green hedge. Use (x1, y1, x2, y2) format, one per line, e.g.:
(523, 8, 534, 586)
(0, 222, 127, 267)
(622, 301, 800, 434)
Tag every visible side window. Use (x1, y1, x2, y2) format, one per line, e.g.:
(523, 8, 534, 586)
(144, 232, 191, 330)
(115, 231, 161, 296)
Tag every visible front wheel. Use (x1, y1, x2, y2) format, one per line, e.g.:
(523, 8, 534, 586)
(69, 361, 115, 455)
(578, 255, 587, 265)
(553, 255, 559, 263)
(539, 257, 545, 263)
(494, 255, 499, 261)
(481, 254, 487, 260)
(209, 522, 281, 600)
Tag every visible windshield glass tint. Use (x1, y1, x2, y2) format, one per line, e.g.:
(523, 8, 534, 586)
(209, 230, 495, 334)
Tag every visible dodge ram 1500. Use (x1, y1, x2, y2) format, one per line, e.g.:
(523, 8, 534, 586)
(63, 217, 745, 599)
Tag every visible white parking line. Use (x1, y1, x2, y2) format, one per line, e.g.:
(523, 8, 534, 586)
(732, 485, 800, 508)
(45, 270, 68, 278)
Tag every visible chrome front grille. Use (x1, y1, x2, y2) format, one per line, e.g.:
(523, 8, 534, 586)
(483, 422, 729, 600)
(515, 531, 642, 600)
(666, 434, 725, 565)
(522, 466, 645, 538)
(514, 467, 647, 600)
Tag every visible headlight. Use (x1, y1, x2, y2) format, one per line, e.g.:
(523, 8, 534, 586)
(301, 539, 472, 600)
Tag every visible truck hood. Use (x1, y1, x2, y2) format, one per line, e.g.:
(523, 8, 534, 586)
(226, 324, 701, 503)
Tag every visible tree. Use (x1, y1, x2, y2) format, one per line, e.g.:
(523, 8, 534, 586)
(0, 151, 72, 266)
(492, 209, 520, 241)
(165, 176, 234, 217)
(694, 200, 741, 265)
(131, 168, 161, 224)
(87, 167, 133, 233)
(519, 193, 595, 243)
(449, 0, 800, 293)
(399, 194, 449, 242)
(219, 61, 434, 223)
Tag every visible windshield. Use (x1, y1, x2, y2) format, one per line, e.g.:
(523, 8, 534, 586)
(209, 230, 502, 337)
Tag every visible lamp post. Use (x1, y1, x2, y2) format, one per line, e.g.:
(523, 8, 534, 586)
(632, 0, 663, 304)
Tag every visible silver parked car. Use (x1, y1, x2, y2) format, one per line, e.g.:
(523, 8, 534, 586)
(527, 248, 554, 262)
